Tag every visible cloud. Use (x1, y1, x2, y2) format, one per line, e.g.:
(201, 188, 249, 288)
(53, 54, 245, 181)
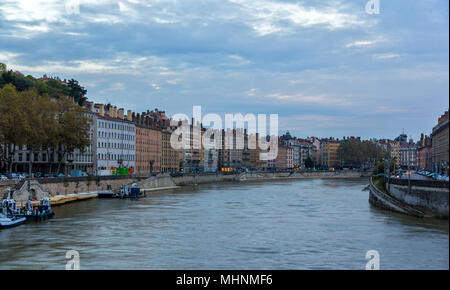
(255, 93, 354, 106)
(346, 40, 377, 48)
(346, 36, 385, 48)
(229, 0, 366, 36)
(373, 53, 401, 60)
(0, 0, 448, 140)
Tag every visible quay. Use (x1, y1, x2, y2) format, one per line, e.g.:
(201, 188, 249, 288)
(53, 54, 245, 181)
(369, 176, 449, 219)
(1, 170, 367, 206)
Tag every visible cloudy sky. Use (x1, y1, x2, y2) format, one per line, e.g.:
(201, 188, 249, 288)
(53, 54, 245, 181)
(0, 0, 448, 140)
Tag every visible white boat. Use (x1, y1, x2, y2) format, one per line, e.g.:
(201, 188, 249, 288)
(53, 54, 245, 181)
(0, 214, 26, 228)
(0, 189, 27, 228)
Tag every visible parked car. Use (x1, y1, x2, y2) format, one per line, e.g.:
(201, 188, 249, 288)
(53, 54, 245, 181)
(57, 173, 65, 178)
(0, 175, 8, 181)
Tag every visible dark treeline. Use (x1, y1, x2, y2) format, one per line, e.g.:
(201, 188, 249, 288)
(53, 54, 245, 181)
(0, 63, 91, 174)
(0, 64, 87, 105)
(338, 139, 382, 170)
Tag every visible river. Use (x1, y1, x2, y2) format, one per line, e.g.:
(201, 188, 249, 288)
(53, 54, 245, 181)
(0, 178, 448, 269)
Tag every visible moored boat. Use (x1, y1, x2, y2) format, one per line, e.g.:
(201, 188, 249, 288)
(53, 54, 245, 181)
(0, 196, 26, 228)
(97, 190, 115, 198)
(115, 184, 145, 198)
(0, 214, 26, 228)
(19, 197, 55, 221)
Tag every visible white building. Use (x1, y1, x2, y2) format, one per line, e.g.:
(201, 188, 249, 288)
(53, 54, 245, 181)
(91, 104, 136, 174)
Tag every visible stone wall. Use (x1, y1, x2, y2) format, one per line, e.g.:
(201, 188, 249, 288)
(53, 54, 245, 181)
(387, 178, 449, 218)
(1, 170, 364, 203)
(172, 170, 362, 185)
(368, 177, 424, 218)
(1, 175, 147, 202)
(136, 175, 176, 189)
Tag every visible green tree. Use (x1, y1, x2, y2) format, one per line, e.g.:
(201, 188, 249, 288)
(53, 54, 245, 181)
(338, 139, 381, 170)
(304, 157, 314, 169)
(373, 155, 396, 176)
(55, 97, 91, 173)
(0, 84, 30, 173)
(21, 89, 59, 175)
(0, 63, 6, 73)
(67, 79, 87, 106)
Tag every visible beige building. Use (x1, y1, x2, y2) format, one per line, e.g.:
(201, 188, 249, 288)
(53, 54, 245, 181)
(432, 111, 449, 175)
(389, 140, 400, 169)
(161, 128, 181, 173)
(275, 145, 294, 170)
(319, 139, 340, 169)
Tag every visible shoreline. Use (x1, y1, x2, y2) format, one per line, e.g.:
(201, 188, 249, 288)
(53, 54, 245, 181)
(3, 170, 369, 206)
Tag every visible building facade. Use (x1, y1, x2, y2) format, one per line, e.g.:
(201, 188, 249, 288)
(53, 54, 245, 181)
(134, 112, 163, 175)
(319, 139, 340, 169)
(431, 111, 449, 175)
(275, 145, 294, 170)
(93, 104, 135, 174)
(418, 134, 432, 172)
(399, 142, 418, 170)
(161, 128, 181, 173)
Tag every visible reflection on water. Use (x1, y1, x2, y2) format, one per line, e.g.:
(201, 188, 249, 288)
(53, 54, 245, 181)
(0, 178, 448, 270)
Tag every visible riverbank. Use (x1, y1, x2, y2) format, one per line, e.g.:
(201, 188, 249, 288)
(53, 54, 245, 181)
(1, 170, 367, 204)
(369, 176, 449, 219)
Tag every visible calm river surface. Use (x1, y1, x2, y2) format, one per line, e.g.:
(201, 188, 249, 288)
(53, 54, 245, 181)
(0, 178, 448, 269)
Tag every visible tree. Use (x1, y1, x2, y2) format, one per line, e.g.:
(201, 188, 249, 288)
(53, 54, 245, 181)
(304, 157, 314, 169)
(54, 97, 91, 174)
(67, 79, 87, 106)
(21, 89, 59, 175)
(338, 139, 381, 170)
(0, 63, 6, 73)
(0, 84, 30, 173)
(373, 154, 396, 176)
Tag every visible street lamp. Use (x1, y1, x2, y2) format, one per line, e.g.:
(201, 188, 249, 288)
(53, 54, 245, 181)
(149, 160, 154, 176)
(67, 156, 74, 176)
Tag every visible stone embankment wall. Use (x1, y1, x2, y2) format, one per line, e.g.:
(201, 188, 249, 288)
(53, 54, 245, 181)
(1, 170, 364, 202)
(172, 170, 362, 185)
(136, 175, 176, 189)
(387, 178, 449, 218)
(1, 175, 147, 202)
(369, 178, 425, 218)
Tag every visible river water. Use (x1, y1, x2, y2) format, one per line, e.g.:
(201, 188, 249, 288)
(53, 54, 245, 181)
(0, 178, 448, 270)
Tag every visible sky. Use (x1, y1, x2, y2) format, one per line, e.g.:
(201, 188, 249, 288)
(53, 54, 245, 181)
(0, 0, 448, 141)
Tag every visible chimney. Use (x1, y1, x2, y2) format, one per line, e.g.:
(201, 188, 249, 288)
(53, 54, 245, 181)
(107, 106, 113, 117)
(118, 108, 124, 120)
(99, 104, 104, 117)
(127, 110, 132, 121)
(113, 106, 118, 118)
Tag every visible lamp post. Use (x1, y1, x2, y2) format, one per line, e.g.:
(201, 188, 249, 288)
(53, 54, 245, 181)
(386, 143, 391, 192)
(67, 156, 74, 176)
(117, 157, 123, 175)
(149, 160, 154, 176)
